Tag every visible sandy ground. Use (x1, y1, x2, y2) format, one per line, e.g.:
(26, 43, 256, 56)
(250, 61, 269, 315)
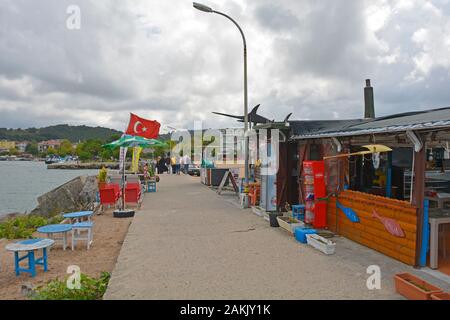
(105, 174, 450, 300)
(0, 209, 132, 300)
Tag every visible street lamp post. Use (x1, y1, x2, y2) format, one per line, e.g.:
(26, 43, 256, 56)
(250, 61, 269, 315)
(193, 2, 250, 206)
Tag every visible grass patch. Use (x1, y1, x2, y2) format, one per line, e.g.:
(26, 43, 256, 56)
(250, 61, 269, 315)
(32, 272, 110, 300)
(0, 215, 64, 239)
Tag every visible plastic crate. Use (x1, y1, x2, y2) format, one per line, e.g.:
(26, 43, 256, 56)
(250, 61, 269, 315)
(294, 227, 317, 243)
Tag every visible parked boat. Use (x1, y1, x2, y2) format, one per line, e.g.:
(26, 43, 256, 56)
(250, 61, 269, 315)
(45, 155, 62, 164)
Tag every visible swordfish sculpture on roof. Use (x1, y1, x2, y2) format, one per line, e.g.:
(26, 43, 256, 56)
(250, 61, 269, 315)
(212, 104, 292, 126)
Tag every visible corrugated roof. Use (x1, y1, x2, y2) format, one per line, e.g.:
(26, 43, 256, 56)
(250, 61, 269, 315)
(289, 119, 366, 136)
(290, 106, 450, 140)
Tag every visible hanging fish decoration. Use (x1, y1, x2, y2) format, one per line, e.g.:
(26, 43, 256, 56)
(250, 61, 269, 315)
(372, 152, 380, 169)
(372, 209, 405, 238)
(336, 202, 360, 223)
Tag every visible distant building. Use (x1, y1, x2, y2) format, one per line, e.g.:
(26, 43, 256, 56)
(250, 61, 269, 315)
(0, 140, 15, 152)
(15, 141, 29, 153)
(38, 139, 62, 153)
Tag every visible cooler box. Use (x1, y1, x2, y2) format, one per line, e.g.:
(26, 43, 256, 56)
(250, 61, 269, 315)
(313, 201, 327, 229)
(294, 227, 317, 243)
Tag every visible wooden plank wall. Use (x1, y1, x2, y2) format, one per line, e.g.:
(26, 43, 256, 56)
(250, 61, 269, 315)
(327, 190, 418, 265)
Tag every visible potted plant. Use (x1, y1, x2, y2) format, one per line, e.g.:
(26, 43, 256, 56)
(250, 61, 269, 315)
(97, 167, 108, 189)
(276, 216, 305, 234)
(394, 273, 443, 300)
(148, 166, 160, 183)
(269, 212, 283, 227)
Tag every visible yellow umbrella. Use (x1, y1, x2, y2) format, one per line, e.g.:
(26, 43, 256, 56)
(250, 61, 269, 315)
(324, 144, 392, 160)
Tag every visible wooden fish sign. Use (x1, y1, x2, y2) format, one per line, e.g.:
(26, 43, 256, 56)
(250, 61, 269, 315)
(336, 202, 360, 223)
(372, 209, 405, 238)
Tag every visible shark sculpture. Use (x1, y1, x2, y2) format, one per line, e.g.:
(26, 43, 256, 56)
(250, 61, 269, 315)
(212, 104, 293, 126)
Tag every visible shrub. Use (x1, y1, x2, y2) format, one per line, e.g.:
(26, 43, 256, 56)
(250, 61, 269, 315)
(32, 272, 111, 300)
(97, 166, 108, 183)
(0, 214, 64, 239)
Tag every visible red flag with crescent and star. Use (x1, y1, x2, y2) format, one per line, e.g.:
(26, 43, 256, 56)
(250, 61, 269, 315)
(125, 113, 161, 139)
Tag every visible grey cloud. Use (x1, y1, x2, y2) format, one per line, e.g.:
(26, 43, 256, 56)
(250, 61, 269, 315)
(1, 0, 450, 131)
(254, 3, 299, 31)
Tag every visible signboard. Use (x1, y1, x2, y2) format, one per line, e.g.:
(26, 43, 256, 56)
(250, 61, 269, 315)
(119, 147, 128, 172)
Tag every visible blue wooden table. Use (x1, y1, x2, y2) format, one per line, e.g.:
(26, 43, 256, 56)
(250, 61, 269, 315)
(63, 210, 93, 223)
(6, 238, 54, 277)
(37, 224, 72, 250)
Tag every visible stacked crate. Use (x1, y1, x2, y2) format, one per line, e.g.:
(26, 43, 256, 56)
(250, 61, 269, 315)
(303, 161, 327, 228)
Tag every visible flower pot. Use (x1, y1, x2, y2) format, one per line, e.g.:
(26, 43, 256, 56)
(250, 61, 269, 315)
(97, 182, 107, 190)
(394, 273, 443, 300)
(276, 216, 305, 234)
(251, 206, 264, 217)
(306, 233, 336, 255)
(269, 213, 283, 227)
(431, 292, 450, 300)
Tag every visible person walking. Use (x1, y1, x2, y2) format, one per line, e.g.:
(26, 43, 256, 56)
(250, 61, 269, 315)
(156, 156, 167, 174)
(180, 154, 185, 174)
(165, 155, 171, 174)
(182, 153, 191, 174)
(175, 155, 181, 175)
(171, 155, 180, 175)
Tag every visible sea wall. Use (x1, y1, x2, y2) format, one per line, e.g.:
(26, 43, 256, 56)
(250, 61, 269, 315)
(31, 175, 99, 217)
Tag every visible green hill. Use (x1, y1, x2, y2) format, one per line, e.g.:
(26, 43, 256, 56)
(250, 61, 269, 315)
(0, 124, 123, 142)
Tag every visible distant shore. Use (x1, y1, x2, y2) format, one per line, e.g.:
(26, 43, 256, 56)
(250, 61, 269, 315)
(47, 162, 124, 170)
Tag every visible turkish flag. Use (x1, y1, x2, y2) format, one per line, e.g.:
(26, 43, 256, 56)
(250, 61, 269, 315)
(125, 113, 161, 139)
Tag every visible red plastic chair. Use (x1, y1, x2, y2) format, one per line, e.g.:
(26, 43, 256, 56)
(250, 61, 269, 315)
(125, 182, 141, 206)
(110, 183, 121, 198)
(99, 184, 120, 211)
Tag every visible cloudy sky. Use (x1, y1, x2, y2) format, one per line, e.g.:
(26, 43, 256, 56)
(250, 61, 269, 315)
(1, 0, 450, 132)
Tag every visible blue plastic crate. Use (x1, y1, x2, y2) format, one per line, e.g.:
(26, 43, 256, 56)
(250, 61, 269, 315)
(292, 204, 305, 221)
(147, 181, 156, 192)
(294, 227, 317, 243)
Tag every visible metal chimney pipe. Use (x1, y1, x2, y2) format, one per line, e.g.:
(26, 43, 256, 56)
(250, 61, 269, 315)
(364, 79, 375, 119)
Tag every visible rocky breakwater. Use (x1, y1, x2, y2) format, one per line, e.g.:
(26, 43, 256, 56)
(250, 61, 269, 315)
(47, 162, 125, 170)
(31, 175, 99, 217)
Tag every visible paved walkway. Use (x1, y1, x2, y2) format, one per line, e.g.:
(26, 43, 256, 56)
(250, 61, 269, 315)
(105, 175, 450, 299)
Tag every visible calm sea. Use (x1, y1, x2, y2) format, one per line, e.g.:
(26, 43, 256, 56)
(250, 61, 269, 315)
(0, 161, 98, 217)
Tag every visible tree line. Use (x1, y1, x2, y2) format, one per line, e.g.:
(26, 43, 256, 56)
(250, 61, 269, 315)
(4, 134, 170, 161)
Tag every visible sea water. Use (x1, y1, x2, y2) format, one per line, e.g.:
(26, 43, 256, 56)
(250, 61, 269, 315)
(0, 161, 97, 217)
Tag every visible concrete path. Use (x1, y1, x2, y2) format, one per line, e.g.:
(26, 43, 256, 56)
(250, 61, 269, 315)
(105, 175, 450, 300)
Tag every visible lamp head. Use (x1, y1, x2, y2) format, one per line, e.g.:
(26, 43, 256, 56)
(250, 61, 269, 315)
(193, 2, 213, 13)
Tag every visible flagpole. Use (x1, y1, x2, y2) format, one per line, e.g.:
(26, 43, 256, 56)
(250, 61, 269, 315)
(120, 116, 131, 211)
